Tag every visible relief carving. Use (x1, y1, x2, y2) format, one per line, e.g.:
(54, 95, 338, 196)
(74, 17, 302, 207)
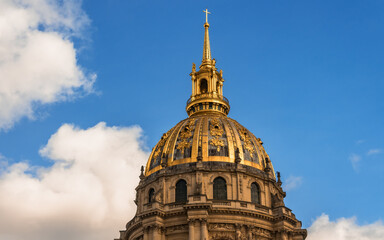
(176, 119, 196, 154)
(210, 232, 235, 240)
(209, 223, 234, 231)
(168, 224, 187, 232)
(238, 128, 256, 158)
(152, 132, 170, 159)
(252, 227, 272, 238)
(235, 224, 248, 240)
(209, 118, 225, 151)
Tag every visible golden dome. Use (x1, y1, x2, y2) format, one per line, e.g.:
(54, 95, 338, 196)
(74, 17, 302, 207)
(144, 15, 274, 177)
(145, 113, 274, 176)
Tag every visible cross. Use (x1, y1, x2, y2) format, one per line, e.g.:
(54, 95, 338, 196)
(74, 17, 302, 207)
(203, 9, 211, 23)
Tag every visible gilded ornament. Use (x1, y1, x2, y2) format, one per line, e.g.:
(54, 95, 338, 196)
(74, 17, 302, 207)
(152, 132, 169, 160)
(210, 137, 225, 152)
(176, 119, 196, 154)
(210, 118, 224, 136)
(153, 148, 162, 159)
(209, 118, 226, 152)
(238, 127, 256, 158)
(177, 140, 191, 154)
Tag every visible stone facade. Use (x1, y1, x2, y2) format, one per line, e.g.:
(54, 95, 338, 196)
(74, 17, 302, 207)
(116, 162, 306, 240)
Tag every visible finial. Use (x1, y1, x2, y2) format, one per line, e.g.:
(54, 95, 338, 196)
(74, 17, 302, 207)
(264, 158, 271, 173)
(277, 171, 282, 186)
(203, 9, 211, 23)
(235, 147, 241, 163)
(139, 165, 144, 179)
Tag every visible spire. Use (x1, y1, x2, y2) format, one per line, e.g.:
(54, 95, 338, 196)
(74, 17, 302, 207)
(186, 10, 230, 117)
(202, 9, 211, 62)
(202, 9, 212, 67)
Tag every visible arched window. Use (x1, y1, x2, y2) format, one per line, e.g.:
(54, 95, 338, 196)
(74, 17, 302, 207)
(200, 79, 208, 94)
(213, 177, 227, 200)
(148, 188, 155, 203)
(251, 182, 260, 204)
(175, 179, 187, 203)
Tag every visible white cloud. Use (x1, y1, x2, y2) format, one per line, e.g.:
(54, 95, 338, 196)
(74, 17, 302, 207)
(283, 175, 303, 191)
(0, 122, 149, 240)
(0, 0, 95, 130)
(349, 153, 361, 172)
(367, 149, 382, 156)
(308, 214, 384, 240)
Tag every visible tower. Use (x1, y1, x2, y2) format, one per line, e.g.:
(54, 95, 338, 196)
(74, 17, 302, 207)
(116, 11, 307, 240)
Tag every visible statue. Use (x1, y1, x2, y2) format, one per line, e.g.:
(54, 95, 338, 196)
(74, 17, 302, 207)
(271, 193, 284, 208)
(155, 188, 163, 203)
(192, 63, 196, 73)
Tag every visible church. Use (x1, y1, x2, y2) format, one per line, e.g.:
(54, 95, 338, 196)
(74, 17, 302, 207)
(116, 10, 307, 240)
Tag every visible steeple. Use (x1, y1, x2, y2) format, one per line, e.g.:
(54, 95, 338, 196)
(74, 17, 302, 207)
(201, 9, 212, 67)
(186, 10, 230, 117)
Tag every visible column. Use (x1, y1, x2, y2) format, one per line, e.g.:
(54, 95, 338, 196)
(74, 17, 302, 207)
(247, 225, 253, 240)
(161, 227, 166, 240)
(200, 219, 208, 240)
(152, 225, 162, 240)
(188, 219, 195, 240)
(143, 226, 150, 240)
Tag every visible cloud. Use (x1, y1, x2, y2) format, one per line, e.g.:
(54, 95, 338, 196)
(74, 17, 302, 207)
(0, 122, 149, 240)
(349, 153, 361, 172)
(283, 175, 303, 191)
(0, 0, 95, 130)
(367, 149, 382, 156)
(308, 214, 384, 240)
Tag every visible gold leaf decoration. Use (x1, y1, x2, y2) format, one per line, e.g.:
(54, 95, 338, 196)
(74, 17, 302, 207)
(210, 118, 224, 136)
(176, 119, 196, 154)
(177, 140, 191, 154)
(153, 148, 162, 159)
(209, 118, 225, 152)
(210, 137, 225, 152)
(238, 127, 255, 157)
(152, 131, 170, 160)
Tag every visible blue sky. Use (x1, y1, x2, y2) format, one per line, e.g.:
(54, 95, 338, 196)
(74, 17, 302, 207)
(0, 1, 384, 239)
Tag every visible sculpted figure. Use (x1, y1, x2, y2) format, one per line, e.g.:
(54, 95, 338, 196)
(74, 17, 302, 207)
(155, 188, 163, 203)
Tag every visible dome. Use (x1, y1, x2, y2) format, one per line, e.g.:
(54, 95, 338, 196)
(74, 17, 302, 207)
(144, 18, 275, 177)
(117, 12, 307, 240)
(145, 113, 275, 176)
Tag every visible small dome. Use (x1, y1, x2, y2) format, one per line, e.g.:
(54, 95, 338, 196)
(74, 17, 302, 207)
(145, 113, 274, 176)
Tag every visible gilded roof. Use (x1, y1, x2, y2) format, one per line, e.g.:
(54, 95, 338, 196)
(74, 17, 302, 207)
(145, 113, 274, 176)
(144, 16, 275, 176)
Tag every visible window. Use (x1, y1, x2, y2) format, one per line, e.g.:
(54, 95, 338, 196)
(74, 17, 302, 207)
(148, 188, 155, 203)
(251, 182, 260, 204)
(200, 79, 208, 93)
(213, 177, 227, 200)
(175, 179, 187, 202)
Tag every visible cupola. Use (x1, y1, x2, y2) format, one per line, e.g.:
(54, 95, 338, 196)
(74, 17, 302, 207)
(186, 9, 230, 116)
